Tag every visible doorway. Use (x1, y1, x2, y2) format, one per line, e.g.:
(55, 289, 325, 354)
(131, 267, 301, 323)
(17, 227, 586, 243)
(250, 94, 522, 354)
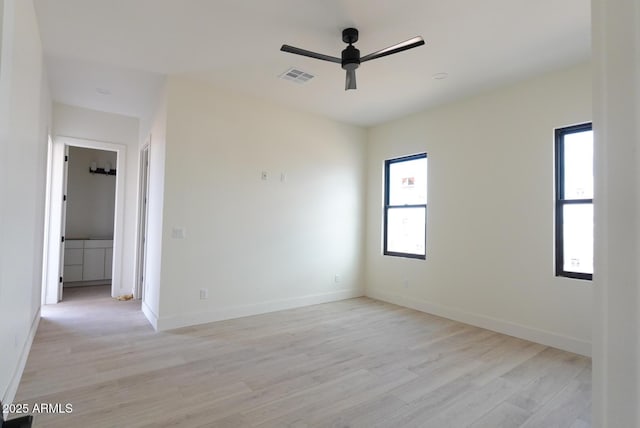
(43, 136, 127, 304)
(61, 146, 117, 298)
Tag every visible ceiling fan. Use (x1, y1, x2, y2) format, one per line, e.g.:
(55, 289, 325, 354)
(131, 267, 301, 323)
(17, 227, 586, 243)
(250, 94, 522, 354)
(280, 28, 425, 91)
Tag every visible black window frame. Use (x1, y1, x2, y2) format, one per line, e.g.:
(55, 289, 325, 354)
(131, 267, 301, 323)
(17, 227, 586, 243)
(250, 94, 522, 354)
(555, 122, 593, 281)
(383, 153, 427, 260)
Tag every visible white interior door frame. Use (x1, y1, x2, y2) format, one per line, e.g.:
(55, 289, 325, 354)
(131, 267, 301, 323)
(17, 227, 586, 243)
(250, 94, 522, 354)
(41, 134, 55, 305)
(135, 141, 150, 300)
(58, 145, 70, 302)
(43, 140, 66, 304)
(43, 136, 127, 302)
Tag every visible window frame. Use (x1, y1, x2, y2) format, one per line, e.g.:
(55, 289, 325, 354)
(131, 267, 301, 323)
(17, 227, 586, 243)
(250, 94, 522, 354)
(554, 122, 593, 281)
(383, 153, 427, 260)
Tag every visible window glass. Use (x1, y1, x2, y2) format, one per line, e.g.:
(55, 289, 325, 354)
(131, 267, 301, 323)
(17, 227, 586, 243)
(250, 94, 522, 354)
(388, 157, 427, 206)
(562, 204, 593, 274)
(386, 207, 426, 256)
(563, 130, 593, 199)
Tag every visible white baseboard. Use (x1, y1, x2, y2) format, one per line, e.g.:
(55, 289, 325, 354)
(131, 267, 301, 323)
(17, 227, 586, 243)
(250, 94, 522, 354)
(63, 280, 111, 288)
(141, 300, 159, 331)
(366, 289, 591, 357)
(2, 309, 41, 407)
(156, 289, 364, 331)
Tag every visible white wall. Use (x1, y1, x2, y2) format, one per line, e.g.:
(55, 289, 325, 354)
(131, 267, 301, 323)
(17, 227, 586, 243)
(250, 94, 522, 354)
(52, 103, 139, 296)
(365, 63, 593, 356)
(65, 146, 116, 239)
(0, 1, 4, 55)
(592, 0, 640, 425)
(0, 0, 51, 405)
(151, 76, 367, 329)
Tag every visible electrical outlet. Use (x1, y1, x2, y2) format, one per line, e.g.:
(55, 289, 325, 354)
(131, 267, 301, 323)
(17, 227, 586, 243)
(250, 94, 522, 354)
(199, 289, 208, 300)
(334, 274, 340, 283)
(261, 171, 269, 181)
(280, 172, 287, 182)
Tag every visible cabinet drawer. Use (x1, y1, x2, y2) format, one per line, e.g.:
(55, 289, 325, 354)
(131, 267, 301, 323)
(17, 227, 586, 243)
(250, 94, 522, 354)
(65, 240, 84, 249)
(84, 239, 113, 249)
(64, 265, 83, 282)
(83, 248, 105, 281)
(64, 248, 83, 265)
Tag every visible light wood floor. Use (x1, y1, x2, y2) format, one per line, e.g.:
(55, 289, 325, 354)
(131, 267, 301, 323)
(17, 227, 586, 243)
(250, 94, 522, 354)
(14, 286, 591, 427)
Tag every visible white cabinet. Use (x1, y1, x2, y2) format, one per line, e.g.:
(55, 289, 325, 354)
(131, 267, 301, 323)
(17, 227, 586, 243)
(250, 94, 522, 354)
(65, 248, 84, 265)
(63, 240, 84, 282)
(64, 239, 113, 284)
(83, 248, 106, 280)
(105, 247, 113, 279)
(64, 264, 84, 282)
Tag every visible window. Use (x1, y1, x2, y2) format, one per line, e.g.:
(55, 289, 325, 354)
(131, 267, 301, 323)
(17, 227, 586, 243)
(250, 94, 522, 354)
(555, 123, 593, 280)
(384, 153, 427, 259)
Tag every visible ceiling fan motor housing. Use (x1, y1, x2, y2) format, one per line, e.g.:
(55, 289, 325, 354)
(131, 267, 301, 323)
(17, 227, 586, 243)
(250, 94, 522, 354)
(341, 28, 361, 71)
(342, 45, 360, 71)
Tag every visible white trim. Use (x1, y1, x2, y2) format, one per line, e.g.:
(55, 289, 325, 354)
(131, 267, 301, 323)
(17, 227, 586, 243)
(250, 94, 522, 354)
(41, 134, 54, 306)
(43, 140, 66, 304)
(156, 289, 363, 331)
(2, 310, 40, 408)
(50, 136, 127, 299)
(134, 141, 150, 300)
(141, 300, 159, 331)
(367, 289, 591, 357)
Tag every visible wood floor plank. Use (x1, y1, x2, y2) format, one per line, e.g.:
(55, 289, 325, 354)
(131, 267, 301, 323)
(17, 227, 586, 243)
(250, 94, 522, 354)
(409, 377, 520, 428)
(12, 285, 591, 427)
(469, 401, 531, 428)
(312, 393, 409, 428)
(376, 378, 479, 427)
(506, 353, 589, 413)
(520, 366, 592, 428)
(251, 369, 418, 428)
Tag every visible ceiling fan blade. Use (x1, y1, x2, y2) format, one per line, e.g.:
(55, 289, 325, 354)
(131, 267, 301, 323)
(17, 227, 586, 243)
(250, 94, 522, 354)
(280, 45, 341, 63)
(345, 69, 357, 90)
(360, 36, 425, 62)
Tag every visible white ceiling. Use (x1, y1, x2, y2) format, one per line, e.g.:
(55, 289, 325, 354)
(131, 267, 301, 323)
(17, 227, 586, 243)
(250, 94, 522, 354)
(34, 0, 590, 127)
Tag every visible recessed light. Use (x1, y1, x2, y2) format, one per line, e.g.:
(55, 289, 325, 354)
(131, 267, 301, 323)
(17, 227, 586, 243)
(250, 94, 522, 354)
(96, 87, 111, 95)
(432, 72, 449, 80)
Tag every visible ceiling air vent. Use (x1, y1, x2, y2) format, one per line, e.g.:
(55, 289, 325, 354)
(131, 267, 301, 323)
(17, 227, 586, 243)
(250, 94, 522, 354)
(279, 68, 315, 84)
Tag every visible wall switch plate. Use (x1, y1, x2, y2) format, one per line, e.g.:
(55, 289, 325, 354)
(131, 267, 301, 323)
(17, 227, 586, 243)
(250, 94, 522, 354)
(171, 227, 186, 239)
(200, 289, 208, 299)
(403, 279, 409, 288)
(334, 274, 340, 283)
(280, 172, 287, 182)
(261, 171, 268, 181)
